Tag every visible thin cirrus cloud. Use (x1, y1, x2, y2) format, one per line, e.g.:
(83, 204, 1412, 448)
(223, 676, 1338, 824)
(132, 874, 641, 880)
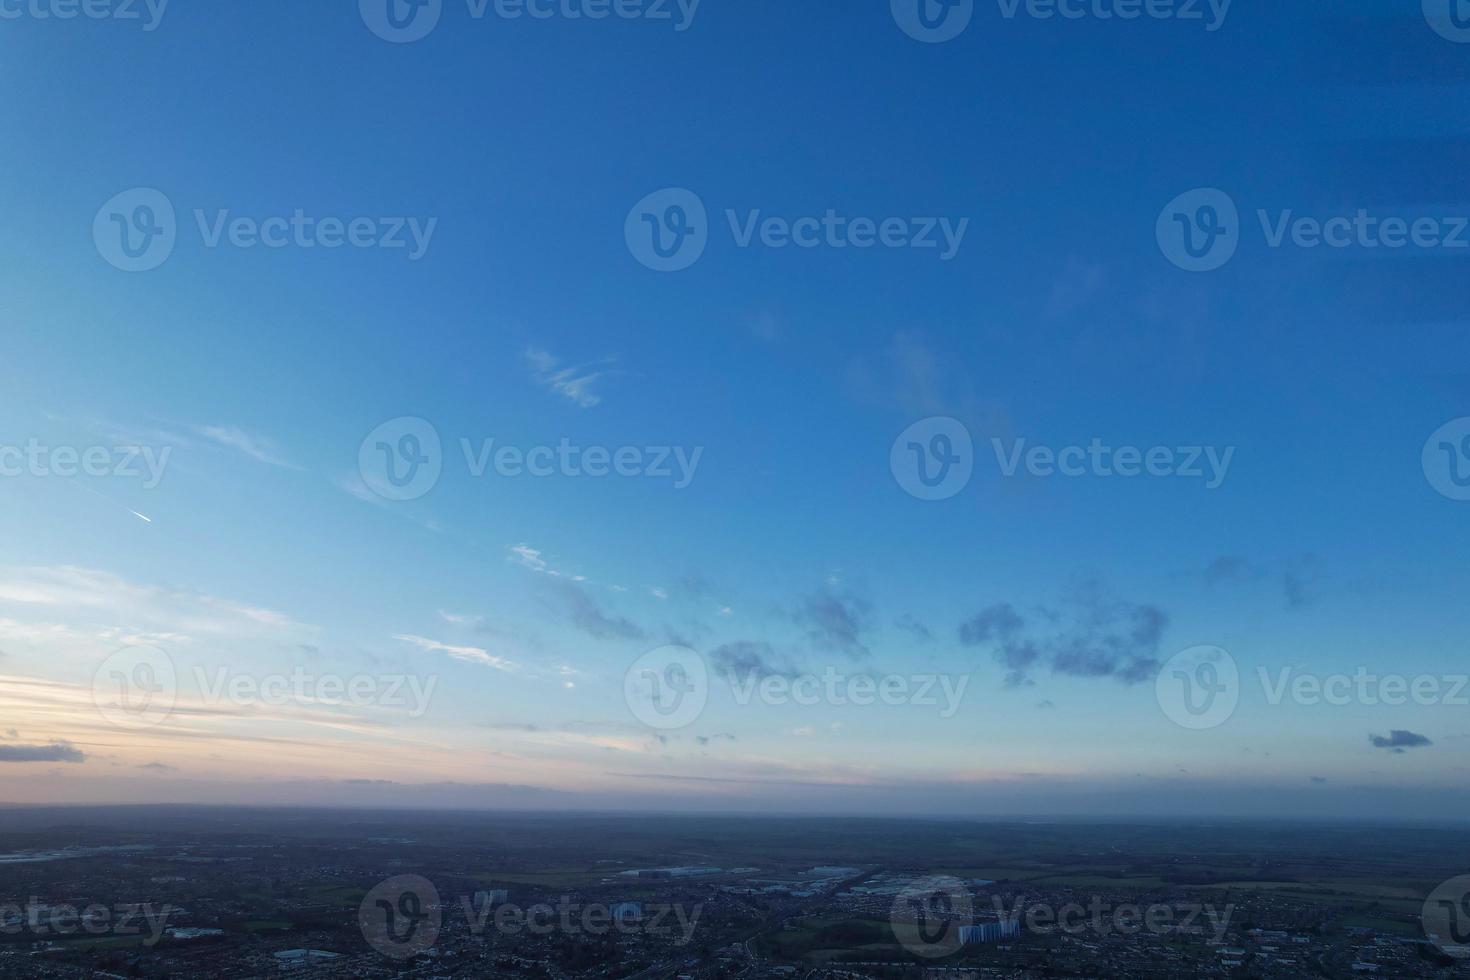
(195, 425, 303, 470)
(393, 634, 518, 673)
(0, 565, 300, 638)
(522, 346, 615, 409)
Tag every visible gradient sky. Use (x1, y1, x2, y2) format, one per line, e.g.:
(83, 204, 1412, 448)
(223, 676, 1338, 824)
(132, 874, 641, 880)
(2, 0, 1470, 820)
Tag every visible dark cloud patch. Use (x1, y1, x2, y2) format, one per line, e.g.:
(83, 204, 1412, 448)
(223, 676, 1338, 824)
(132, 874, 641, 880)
(893, 613, 933, 642)
(1283, 556, 1325, 609)
(1189, 554, 1324, 610)
(959, 588, 1168, 687)
(709, 642, 798, 682)
(343, 778, 399, 785)
(137, 761, 176, 772)
(1310, 776, 1327, 784)
(959, 603, 1040, 687)
(665, 619, 713, 648)
(796, 591, 872, 658)
(695, 734, 737, 746)
(1370, 730, 1433, 752)
(0, 741, 85, 763)
(673, 573, 713, 600)
(959, 603, 1025, 644)
(1201, 555, 1260, 585)
(548, 581, 646, 641)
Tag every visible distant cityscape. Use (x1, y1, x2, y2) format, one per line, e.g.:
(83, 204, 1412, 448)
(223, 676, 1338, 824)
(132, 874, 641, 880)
(0, 808, 1467, 979)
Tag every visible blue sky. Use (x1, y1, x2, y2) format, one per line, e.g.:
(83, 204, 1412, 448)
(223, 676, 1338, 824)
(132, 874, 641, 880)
(1, 0, 1469, 819)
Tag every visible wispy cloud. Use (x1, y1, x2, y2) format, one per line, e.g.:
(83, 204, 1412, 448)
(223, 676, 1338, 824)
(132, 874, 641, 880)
(507, 544, 586, 582)
(394, 634, 518, 673)
(195, 425, 302, 470)
(0, 565, 301, 639)
(522, 346, 614, 409)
